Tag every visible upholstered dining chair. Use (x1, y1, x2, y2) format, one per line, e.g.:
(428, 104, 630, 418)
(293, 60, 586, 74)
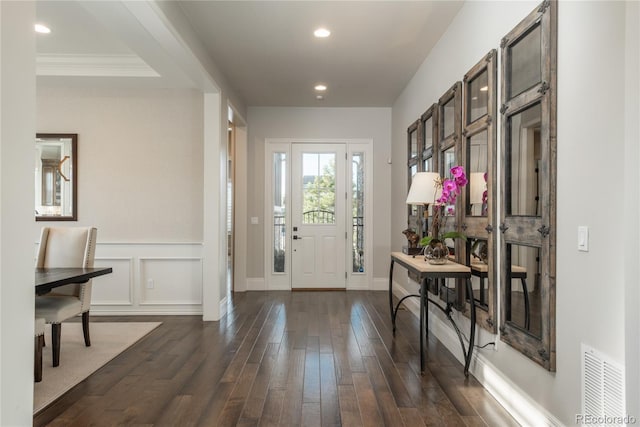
(34, 317, 45, 382)
(34, 226, 97, 367)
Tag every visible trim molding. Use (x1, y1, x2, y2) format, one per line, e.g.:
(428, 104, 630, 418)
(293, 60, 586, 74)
(391, 279, 562, 427)
(36, 54, 159, 77)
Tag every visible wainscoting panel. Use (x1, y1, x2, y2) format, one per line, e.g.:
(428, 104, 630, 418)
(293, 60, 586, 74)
(92, 257, 133, 305)
(90, 243, 203, 315)
(139, 257, 203, 305)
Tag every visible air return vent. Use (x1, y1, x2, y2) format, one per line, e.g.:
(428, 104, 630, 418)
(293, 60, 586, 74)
(581, 344, 625, 423)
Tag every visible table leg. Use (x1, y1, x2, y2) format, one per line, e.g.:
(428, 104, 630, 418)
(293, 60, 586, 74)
(464, 278, 476, 377)
(420, 279, 425, 373)
(389, 259, 395, 326)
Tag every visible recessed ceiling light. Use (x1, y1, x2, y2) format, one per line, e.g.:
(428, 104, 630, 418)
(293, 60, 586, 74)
(314, 84, 327, 91)
(480, 86, 488, 92)
(314, 28, 331, 38)
(316, 95, 324, 100)
(34, 24, 51, 34)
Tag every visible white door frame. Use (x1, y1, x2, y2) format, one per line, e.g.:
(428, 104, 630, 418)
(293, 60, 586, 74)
(264, 138, 373, 290)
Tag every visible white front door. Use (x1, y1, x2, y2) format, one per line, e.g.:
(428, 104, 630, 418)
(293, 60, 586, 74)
(290, 143, 346, 289)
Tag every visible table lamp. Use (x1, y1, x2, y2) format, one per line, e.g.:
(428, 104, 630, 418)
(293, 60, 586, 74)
(406, 172, 441, 240)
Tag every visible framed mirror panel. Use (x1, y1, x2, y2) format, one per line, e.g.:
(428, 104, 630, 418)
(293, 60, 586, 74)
(499, 0, 556, 371)
(461, 50, 497, 332)
(35, 133, 77, 221)
(407, 120, 421, 234)
(437, 82, 463, 308)
(421, 104, 437, 173)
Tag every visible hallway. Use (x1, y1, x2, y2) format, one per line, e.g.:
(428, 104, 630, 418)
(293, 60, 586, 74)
(35, 291, 517, 426)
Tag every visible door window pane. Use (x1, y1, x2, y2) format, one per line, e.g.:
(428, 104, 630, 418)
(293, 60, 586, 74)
(506, 244, 542, 338)
(468, 130, 488, 217)
(442, 98, 455, 139)
(441, 147, 455, 178)
(410, 129, 418, 159)
(509, 24, 542, 98)
(507, 103, 542, 216)
(352, 153, 365, 273)
(273, 153, 286, 273)
(468, 70, 489, 123)
(302, 153, 336, 224)
(409, 164, 418, 217)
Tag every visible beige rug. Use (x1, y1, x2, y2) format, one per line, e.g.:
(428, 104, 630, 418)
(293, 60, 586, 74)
(34, 321, 161, 414)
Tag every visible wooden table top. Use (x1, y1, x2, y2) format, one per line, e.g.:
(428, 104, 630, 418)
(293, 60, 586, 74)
(390, 252, 471, 276)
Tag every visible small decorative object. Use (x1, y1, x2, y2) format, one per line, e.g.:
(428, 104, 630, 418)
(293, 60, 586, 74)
(471, 238, 489, 264)
(419, 166, 469, 264)
(424, 239, 450, 265)
(402, 228, 420, 248)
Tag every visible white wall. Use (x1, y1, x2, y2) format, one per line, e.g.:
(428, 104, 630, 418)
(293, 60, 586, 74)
(36, 85, 204, 242)
(391, 1, 639, 425)
(0, 2, 36, 424)
(37, 86, 206, 315)
(624, 1, 640, 418)
(246, 107, 392, 283)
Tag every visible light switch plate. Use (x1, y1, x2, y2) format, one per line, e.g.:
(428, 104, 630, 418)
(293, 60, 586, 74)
(578, 226, 589, 252)
(251, 217, 259, 225)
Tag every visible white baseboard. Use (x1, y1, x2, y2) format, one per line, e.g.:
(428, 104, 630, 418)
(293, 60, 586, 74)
(391, 279, 563, 427)
(91, 309, 202, 316)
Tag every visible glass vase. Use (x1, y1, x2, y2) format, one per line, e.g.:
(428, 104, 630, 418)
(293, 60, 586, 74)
(424, 239, 449, 265)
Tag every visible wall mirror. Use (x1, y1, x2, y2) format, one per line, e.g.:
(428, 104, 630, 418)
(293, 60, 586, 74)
(499, 0, 556, 371)
(461, 50, 497, 332)
(35, 133, 77, 221)
(406, 120, 421, 236)
(437, 82, 463, 307)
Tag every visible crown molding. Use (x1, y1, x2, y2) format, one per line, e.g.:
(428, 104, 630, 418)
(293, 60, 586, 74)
(36, 54, 159, 78)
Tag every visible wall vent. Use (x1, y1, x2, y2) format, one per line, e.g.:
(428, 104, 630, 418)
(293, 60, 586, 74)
(581, 343, 625, 423)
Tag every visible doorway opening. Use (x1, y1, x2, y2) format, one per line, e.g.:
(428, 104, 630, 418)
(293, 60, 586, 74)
(264, 139, 372, 290)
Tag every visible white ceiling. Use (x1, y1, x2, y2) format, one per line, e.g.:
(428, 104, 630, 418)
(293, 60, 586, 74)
(36, 1, 464, 108)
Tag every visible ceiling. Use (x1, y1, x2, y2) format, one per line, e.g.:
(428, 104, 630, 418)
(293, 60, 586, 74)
(36, 1, 464, 108)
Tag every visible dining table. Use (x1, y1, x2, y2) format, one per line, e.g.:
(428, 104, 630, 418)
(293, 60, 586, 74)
(35, 267, 113, 295)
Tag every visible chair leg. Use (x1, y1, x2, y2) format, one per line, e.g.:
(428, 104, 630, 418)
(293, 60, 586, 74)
(34, 335, 44, 382)
(52, 323, 61, 367)
(82, 311, 91, 347)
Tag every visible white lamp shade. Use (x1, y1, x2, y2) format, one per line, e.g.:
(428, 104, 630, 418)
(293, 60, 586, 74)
(406, 172, 440, 205)
(469, 172, 486, 205)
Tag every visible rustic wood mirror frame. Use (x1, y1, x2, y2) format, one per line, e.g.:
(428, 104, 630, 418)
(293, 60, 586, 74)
(460, 50, 497, 333)
(406, 119, 422, 236)
(436, 82, 464, 308)
(420, 104, 437, 175)
(499, 0, 557, 370)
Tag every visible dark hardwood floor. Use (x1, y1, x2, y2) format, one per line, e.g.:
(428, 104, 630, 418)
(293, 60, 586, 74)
(34, 291, 518, 426)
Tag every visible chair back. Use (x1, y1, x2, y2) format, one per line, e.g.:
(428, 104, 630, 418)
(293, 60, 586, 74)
(36, 227, 97, 310)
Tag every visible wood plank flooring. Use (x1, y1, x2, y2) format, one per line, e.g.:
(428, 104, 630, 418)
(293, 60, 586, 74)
(34, 291, 519, 426)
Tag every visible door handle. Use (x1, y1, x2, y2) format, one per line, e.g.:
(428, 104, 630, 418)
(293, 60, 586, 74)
(293, 235, 299, 240)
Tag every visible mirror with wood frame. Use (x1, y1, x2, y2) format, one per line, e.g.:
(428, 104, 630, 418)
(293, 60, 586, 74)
(499, 0, 557, 371)
(460, 50, 497, 332)
(406, 120, 422, 238)
(35, 133, 77, 221)
(436, 82, 463, 307)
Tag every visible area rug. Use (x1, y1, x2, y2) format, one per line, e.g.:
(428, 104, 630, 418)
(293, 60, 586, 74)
(34, 321, 161, 414)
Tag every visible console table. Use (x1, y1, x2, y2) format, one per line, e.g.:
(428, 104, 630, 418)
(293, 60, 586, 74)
(389, 252, 476, 376)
